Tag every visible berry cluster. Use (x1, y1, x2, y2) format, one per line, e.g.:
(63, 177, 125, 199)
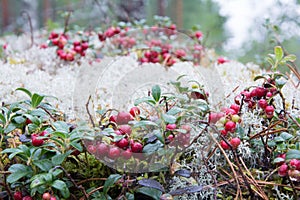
(277, 154, 300, 182)
(209, 104, 242, 150)
(87, 107, 143, 160)
(48, 31, 89, 61)
(13, 191, 56, 200)
(234, 78, 277, 118)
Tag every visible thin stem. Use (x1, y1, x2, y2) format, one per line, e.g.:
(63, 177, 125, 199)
(53, 166, 88, 199)
(86, 95, 95, 127)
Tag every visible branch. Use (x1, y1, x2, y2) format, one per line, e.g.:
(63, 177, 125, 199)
(86, 95, 95, 127)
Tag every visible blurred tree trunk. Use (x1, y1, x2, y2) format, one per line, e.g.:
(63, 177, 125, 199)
(2, 0, 10, 30)
(175, 0, 183, 28)
(21, 0, 39, 31)
(43, 0, 51, 26)
(115, 0, 146, 22)
(157, 0, 166, 16)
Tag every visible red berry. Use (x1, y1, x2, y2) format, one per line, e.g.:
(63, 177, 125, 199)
(14, 191, 22, 200)
(220, 140, 230, 150)
(169, 24, 177, 31)
(66, 53, 74, 61)
(87, 145, 96, 154)
(109, 115, 117, 123)
(26, 118, 32, 125)
(116, 138, 129, 149)
(220, 129, 227, 136)
(50, 197, 56, 200)
(96, 143, 109, 157)
(73, 41, 80, 46)
(131, 142, 143, 153)
(118, 125, 132, 135)
(129, 106, 140, 117)
(74, 45, 82, 53)
(278, 163, 288, 177)
(224, 108, 237, 115)
(116, 112, 133, 125)
(230, 104, 240, 113)
(42, 192, 51, 200)
(191, 91, 206, 100)
(81, 42, 89, 50)
(258, 99, 268, 109)
(266, 91, 273, 98)
(217, 57, 228, 64)
(31, 135, 44, 146)
(108, 147, 120, 159)
(175, 49, 186, 59)
(121, 149, 132, 159)
(166, 124, 176, 131)
(209, 112, 219, 124)
(39, 130, 47, 137)
(224, 121, 236, 133)
(290, 159, 300, 170)
(265, 105, 274, 115)
(167, 134, 174, 142)
(195, 31, 203, 39)
(230, 137, 241, 149)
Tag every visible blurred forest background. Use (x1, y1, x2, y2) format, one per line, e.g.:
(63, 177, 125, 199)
(1, 0, 300, 68)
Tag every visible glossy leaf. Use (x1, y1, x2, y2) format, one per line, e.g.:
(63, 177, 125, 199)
(138, 179, 165, 192)
(7, 164, 33, 183)
(52, 180, 70, 198)
(103, 174, 122, 194)
(16, 87, 32, 98)
(152, 85, 161, 102)
(135, 187, 162, 200)
(286, 149, 300, 160)
(31, 93, 45, 108)
(169, 185, 203, 196)
(274, 46, 283, 61)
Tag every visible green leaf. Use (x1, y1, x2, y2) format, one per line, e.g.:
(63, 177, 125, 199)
(133, 120, 159, 128)
(125, 193, 135, 200)
(51, 152, 70, 165)
(13, 116, 26, 124)
(142, 141, 164, 155)
(30, 174, 47, 189)
(4, 123, 16, 134)
(282, 54, 297, 62)
(103, 174, 122, 194)
(0, 113, 6, 124)
(274, 46, 283, 61)
(273, 157, 285, 164)
(52, 180, 70, 198)
(253, 75, 267, 82)
(135, 187, 162, 200)
(266, 57, 275, 66)
(275, 77, 287, 89)
(52, 121, 69, 133)
(138, 179, 165, 192)
(152, 85, 161, 102)
(31, 93, 45, 108)
(280, 132, 293, 141)
(286, 149, 300, 160)
(167, 107, 182, 115)
(134, 97, 156, 106)
(16, 88, 32, 98)
(33, 159, 53, 171)
(162, 114, 176, 124)
(7, 164, 33, 183)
